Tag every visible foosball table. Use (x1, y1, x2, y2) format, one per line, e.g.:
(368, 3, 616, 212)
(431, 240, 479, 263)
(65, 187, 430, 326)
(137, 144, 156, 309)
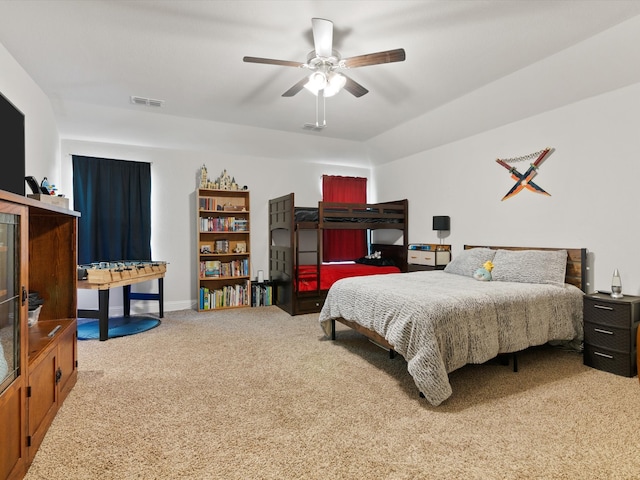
(77, 261, 167, 341)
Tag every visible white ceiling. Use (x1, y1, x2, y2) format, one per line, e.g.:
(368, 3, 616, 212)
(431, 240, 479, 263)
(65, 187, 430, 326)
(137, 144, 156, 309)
(1, 0, 640, 146)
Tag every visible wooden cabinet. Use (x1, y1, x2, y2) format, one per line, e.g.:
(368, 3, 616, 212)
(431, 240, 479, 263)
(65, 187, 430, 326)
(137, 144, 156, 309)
(196, 189, 250, 310)
(0, 190, 78, 480)
(0, 378, 26, 480)
(26, 319, 76, 461)
(583, 292, 639, 377)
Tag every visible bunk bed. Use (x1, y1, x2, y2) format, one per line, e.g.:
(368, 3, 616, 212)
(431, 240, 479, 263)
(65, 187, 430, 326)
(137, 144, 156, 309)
(269, 192, 409, 315)
(319, 245, 588, 406)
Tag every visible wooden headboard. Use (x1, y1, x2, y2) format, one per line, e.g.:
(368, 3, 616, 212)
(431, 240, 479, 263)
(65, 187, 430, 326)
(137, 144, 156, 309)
(464, 245, 588, 292)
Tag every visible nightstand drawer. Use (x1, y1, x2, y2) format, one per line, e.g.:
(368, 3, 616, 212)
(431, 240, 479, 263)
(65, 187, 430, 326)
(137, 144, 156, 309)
(407, 250, 450, 266)
(583, 297, 637, 328)
(584, 344, 636, 377)
(584, 321, 636, 352)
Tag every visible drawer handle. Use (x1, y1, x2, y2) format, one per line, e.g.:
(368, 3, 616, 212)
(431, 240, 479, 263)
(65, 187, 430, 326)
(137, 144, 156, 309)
(594, 351, 614, 359)
(593, 304, 614, 311)
(594, 328, 614, 335)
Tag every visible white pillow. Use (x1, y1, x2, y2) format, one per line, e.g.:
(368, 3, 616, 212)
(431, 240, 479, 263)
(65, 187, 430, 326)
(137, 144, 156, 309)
(444, 248, 496, 277)
(491, 249, 567, 285)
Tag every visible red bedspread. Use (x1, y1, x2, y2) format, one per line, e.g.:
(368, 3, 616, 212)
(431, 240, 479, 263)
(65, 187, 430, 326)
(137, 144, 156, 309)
(296, 263, 401, 292)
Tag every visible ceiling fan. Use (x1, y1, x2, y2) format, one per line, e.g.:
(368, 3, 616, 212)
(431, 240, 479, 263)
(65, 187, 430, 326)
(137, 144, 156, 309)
(243, 18, 406, 100)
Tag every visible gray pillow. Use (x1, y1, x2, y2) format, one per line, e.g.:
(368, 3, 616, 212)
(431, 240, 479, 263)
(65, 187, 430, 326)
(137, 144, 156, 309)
(444, 248, 496, 277)
(491, 249, 567, 285)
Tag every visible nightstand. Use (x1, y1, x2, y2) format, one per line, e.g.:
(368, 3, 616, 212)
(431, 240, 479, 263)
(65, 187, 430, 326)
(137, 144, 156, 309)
(583, 292, 639, 377)
(407, 244, 451, 272)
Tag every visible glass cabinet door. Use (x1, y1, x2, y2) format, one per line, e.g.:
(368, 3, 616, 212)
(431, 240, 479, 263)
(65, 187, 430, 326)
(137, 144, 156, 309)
(0, 211, 20, 394)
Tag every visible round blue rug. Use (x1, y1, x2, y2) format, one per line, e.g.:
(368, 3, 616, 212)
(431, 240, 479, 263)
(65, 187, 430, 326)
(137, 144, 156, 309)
(77, 316, 161, 340)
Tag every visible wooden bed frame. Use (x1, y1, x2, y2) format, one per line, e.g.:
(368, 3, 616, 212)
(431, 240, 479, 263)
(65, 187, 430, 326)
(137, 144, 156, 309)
(269, 193, 409, 315)
(330, 245, 588, 358)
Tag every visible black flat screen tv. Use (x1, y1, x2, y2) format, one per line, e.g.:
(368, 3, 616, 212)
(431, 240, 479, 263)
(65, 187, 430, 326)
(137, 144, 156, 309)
(0, 91, 26, 196)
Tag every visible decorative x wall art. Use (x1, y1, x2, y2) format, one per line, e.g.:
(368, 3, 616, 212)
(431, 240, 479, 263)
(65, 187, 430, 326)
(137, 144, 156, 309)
(495, 147, 554, 201)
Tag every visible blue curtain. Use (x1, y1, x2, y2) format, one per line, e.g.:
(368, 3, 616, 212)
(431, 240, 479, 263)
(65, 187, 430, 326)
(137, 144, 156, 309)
(72, 155, 151, 264)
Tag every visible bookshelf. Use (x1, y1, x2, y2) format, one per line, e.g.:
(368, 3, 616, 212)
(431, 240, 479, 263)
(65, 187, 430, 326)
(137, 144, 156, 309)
(197, 188, 251, 311)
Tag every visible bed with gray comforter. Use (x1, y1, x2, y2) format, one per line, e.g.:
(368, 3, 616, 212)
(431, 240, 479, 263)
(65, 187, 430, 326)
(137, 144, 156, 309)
(319, 248, 585, 406)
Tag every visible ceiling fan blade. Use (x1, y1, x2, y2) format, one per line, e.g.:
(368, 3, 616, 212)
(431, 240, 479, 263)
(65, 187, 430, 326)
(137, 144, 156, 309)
(342, 75, 368, 98)
(341, 48, 406, 68)
(312, 18, 333, 58)
(243, 56, 304, 68)
(282, 77, 309, 97)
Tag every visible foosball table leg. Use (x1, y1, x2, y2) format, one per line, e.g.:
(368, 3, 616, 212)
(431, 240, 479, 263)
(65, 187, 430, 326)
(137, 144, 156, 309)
(98, 289, 110, 341)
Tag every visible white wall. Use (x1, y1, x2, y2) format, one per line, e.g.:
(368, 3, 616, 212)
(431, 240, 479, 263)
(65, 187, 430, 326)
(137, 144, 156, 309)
(0, 43, 60, 184)
(61, 138, 369, 313)
(373, 81, 640, 295)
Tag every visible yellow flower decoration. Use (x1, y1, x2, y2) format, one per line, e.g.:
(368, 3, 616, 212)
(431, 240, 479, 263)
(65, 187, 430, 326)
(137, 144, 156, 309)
(483, 260, 494, 272)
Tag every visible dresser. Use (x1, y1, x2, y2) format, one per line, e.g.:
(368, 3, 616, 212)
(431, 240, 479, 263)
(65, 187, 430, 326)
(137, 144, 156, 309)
(583, 292, 639, 377)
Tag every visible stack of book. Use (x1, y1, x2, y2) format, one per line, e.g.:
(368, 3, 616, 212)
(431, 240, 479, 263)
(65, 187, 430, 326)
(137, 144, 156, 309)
(200, 216, 243, 232)
(251, 281, 273, 307)
(215, 239, 229, 253)
(200, 258, 249, 278)
(199, 197, 219, 211)
(199, 282, 250, 309)
(233, 218, 248, 232)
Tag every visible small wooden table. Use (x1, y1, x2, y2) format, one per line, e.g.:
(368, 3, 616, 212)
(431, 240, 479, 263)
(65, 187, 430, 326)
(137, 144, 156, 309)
(78, 272, 165, 341)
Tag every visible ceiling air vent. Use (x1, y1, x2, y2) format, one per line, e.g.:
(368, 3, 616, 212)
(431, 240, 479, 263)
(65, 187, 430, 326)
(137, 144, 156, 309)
(130, 96, 164, 107)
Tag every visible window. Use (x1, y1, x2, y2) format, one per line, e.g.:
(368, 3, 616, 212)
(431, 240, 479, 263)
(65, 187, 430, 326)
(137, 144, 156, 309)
(322, 175, 367, 262)
(72, 155, 151, 264)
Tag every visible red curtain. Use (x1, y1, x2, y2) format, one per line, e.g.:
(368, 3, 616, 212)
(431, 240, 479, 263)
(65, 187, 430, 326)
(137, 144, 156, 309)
(322, 175, 367, 261)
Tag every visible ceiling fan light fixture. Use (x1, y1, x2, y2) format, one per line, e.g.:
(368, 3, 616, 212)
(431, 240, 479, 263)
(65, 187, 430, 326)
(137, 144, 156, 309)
(304, 70, 346, 97)
(244, 17, 406, 120)
(324, 72, 346, 97)
(304, 71, 327, 94)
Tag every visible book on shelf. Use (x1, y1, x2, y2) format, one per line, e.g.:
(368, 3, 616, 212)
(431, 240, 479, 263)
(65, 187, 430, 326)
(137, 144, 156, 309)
(203, 260, 221, 277)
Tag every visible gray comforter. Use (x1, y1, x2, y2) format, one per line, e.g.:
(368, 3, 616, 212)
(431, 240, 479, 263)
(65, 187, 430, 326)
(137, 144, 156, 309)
(319, 270, 584, 406)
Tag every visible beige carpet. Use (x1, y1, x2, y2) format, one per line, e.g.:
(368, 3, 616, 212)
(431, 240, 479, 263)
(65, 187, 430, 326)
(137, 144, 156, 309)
(25, 307, 640, 479)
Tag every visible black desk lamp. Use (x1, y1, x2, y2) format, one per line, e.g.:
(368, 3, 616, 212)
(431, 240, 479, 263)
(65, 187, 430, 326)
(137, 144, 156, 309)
(433, 216, 450, 246)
